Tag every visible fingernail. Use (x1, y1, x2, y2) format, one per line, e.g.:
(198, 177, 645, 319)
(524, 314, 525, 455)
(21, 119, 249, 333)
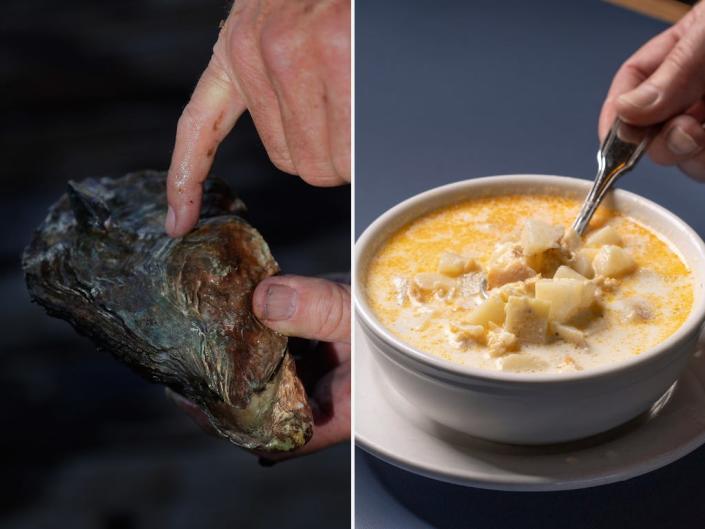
(261, 284, 297, 321)
(667, 127, 699, 155)
(165, 206, 177, 234)
(618, 84, 659, 109)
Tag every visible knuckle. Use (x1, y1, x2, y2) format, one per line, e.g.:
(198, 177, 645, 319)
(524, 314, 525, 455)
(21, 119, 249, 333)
(679, 3, 702, 33)
(176, 104, 202, 135)
(666, 45, 690, 76)
(663, 44, 697, 91)
(313, 12, 350, 62)
(226, 21, 259, 73)
(204, 54, 233, 91)
(229, 25, 250, 55)
(622, 63, 647, 85)
(260, 23, 303, 73)
(226, 11, 251, 48)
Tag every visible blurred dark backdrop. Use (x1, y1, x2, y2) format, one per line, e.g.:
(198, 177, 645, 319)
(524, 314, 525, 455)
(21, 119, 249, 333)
(0, 1, 350, 528)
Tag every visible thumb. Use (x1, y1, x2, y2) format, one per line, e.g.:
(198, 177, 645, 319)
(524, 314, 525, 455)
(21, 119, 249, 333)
(252, 275, 351, 344)
(617, 20, 705, 126)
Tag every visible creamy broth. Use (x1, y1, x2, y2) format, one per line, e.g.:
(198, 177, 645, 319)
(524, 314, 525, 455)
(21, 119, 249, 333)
(365, 195, 693, 374)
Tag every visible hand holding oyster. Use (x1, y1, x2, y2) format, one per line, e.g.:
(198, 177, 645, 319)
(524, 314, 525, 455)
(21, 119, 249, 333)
(22, 171, 312, 452)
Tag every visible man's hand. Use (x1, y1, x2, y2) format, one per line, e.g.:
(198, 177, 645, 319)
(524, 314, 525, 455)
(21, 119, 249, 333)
(599, 4, 705, 180)
(165, 0, 351, 237)
(252, 275, 350, 457)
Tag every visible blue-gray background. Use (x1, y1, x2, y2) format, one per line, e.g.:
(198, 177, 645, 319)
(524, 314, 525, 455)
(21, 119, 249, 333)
(355, 0, 705, 527)
(1, 1, 350, 527)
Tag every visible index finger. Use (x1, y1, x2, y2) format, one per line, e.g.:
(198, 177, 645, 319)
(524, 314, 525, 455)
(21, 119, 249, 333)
(166, 53, 246, 237)
(598, 28, 679, 141)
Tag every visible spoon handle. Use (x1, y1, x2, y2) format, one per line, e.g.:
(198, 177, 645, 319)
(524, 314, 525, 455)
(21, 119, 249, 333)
(572, 119, 655, 236)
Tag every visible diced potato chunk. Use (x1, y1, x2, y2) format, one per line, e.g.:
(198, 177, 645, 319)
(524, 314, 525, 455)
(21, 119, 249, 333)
(571, 248, 597, 279)
(503, 296, 550, 344)
(438, 252, 476, 277)
(487, 326, 518, 357)
(585, 225, 622, 248)
(592, 245, 636, 277)
(499, 353, 548, 372)
(553, 265, 587, 281)
(520, 219, 564, 256)
(551, 322, 586, 347)
(413, 272, 455, 292)
(486, 243, 536, 289)
(535, 278, 595, 323)
(467, 295, 505, 327)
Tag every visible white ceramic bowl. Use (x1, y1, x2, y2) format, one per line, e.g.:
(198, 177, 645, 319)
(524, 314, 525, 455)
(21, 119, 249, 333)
(355, 175, 705, 445)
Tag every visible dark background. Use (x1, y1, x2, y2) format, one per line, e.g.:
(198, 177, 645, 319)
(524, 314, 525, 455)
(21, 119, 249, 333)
(356, 0, 705, 527)
(1, 1, 350, 528)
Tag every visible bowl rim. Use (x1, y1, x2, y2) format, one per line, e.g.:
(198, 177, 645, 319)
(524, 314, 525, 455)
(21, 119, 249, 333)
(354, 174, 705, 384)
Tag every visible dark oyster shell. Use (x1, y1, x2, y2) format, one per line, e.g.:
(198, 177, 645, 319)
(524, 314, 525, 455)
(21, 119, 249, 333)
(22, 171, 312, 452)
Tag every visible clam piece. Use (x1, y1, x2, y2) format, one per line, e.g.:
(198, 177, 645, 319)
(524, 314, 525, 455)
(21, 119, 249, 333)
(486, 242, 536, 289)
(22, 171, 313, 452)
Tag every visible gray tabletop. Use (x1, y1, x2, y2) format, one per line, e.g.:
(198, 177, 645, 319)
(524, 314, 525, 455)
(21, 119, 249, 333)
(355, 0, 705, 527)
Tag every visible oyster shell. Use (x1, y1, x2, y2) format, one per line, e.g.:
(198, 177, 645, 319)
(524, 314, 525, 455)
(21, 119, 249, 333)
(22, 170, 312, 452)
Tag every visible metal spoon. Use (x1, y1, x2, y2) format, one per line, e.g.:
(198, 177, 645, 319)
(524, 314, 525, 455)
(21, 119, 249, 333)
(479, 119, 655, 299)
(571, 118, 655, 236)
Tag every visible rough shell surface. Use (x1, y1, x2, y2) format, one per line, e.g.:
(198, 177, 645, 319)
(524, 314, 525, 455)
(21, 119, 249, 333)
(22, 171, 313, 452)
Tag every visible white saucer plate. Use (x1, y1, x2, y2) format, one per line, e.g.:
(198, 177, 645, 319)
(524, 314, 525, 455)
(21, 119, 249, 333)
(355, 324, 705, 491)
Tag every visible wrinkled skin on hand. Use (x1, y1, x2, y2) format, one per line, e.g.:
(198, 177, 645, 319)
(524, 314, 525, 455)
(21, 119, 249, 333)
(166, 0, 351, 237)
(599, 3, 705, 180)
(23, 171, 312, 452)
